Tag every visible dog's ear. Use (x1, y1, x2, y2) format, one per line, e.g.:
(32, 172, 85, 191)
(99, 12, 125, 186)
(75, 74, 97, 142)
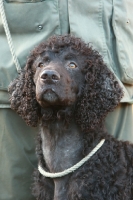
(8, 56, 40, 127)
(75, 54, 123, 131)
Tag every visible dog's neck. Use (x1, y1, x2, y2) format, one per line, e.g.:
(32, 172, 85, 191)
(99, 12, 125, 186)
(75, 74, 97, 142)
(40, 117, 84, 173)
(39, 108, 106, 200)
(40, 107, 105, 172)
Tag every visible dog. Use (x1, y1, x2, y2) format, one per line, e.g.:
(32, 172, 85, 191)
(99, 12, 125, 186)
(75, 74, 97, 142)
(9, 35, 133, 200)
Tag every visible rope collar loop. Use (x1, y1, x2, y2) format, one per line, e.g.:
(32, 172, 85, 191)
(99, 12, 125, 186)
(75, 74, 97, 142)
(38, 139, 105, 178)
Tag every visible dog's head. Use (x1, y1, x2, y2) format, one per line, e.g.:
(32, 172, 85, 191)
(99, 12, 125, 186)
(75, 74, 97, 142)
(9, 35, 123, 130)
(33, 46, 84, 109)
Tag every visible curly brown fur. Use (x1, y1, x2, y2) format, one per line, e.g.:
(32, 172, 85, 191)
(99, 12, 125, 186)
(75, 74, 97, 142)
(9, 35, 133, 200)
(9, 35, 122, 128)
(8, 57, 41, 127)
(75, 62, 122, 131)
(68, 137, 133, 200)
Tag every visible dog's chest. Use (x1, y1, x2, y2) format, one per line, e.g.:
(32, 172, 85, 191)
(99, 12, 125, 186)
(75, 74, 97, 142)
(41, 124, 83, 173)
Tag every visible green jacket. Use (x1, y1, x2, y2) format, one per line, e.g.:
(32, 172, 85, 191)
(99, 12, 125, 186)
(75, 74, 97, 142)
(0, 0, 133, 106)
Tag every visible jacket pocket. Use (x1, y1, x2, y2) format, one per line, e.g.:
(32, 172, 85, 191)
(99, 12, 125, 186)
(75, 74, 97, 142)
(68, 0, 105, 56)
(112, 0, 133, 84)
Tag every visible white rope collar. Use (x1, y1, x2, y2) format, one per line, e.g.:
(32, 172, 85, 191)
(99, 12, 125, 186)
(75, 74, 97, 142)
(38, 139, 105, 178)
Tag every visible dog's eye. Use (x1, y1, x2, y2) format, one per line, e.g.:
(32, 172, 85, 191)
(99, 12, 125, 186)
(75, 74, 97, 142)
(38, 63, 44, 68)
(69, 62, 77, 69)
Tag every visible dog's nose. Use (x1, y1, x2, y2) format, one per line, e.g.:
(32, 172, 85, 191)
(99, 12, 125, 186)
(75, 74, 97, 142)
(40, 70, 60, 82)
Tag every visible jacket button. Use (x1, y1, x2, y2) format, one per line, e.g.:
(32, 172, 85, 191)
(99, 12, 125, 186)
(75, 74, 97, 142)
(127, 19, 130, 24)
(38, 25, 43, 30)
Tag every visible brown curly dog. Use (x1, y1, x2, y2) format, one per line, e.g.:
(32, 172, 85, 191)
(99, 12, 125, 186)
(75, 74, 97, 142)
(9, 35, 133, 200)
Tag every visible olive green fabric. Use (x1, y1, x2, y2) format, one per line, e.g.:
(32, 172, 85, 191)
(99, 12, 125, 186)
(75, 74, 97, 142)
(0, 0, 133, 199)
(105, 103, 133, 142)
(0, 109, 38, 200)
